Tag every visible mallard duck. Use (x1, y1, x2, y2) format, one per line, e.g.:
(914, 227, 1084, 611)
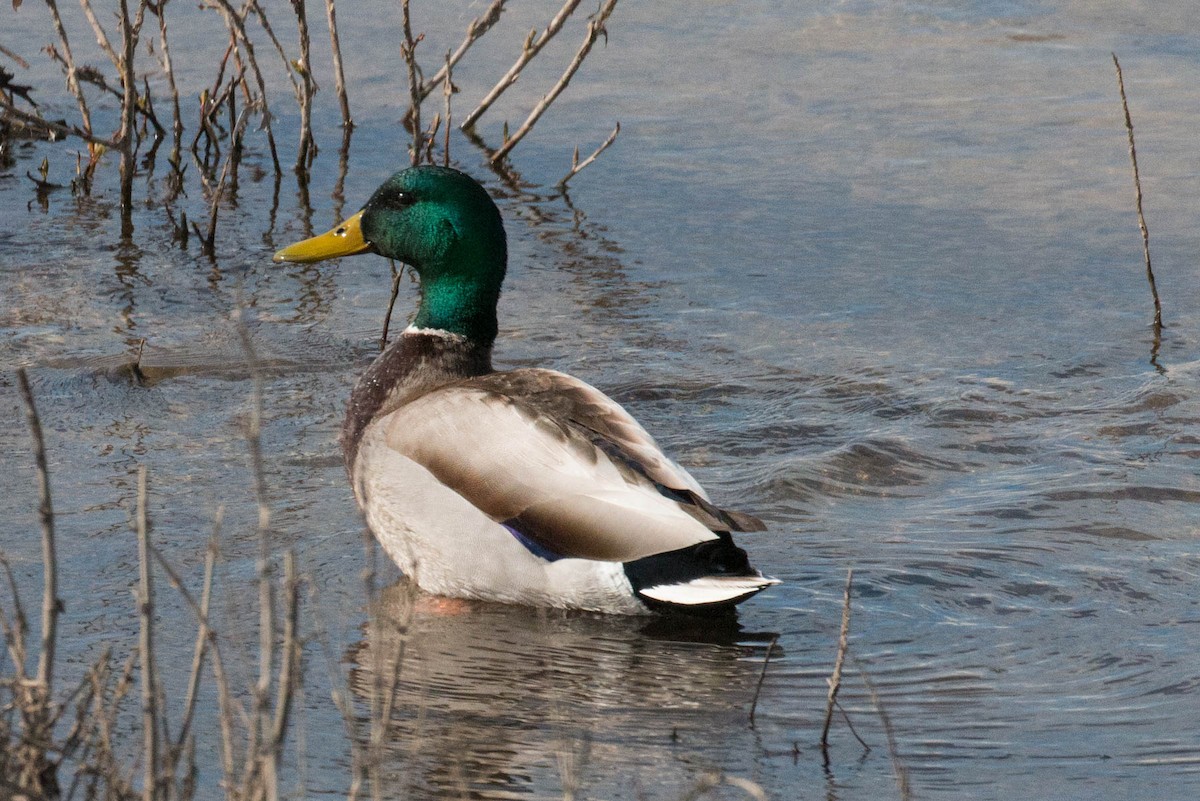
(274, 166, 778, 614)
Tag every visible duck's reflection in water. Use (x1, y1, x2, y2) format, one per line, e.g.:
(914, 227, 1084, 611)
(346, 579, 779, 799)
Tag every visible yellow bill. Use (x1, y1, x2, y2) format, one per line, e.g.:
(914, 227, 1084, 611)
(273, 210, 371, 264)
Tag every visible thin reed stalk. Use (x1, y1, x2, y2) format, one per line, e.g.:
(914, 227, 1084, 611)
(42, 0, 93, 135)
(323, 0, 353, 128)
(558, 121, 619, 188)
(419, 0, 507, 103)
(490, 0, 619, 163)
(820, 568, 853, 758)
(16, 369, 58, 703)
(852, 656, 911, 801)
(1112, 53, 1163, 337)
(462, 0, 583, 131)
(135, 465, 160, 801)
(289, 0, 317, 175)
(151, 0, 185, 166)
(205, 0, 282, 174)
(747, 635, 777, 726)
(400, 0, 423, 165)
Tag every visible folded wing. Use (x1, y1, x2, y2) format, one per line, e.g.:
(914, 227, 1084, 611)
(382, 368, 763, 562)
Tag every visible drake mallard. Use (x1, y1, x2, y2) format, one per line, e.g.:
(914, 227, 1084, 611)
(274, 166, 778, 614)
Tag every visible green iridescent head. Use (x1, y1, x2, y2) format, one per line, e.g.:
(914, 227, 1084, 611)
(275, 166, 508, 344)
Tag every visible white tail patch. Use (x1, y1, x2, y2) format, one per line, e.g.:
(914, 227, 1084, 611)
(639, 575, 781, 606)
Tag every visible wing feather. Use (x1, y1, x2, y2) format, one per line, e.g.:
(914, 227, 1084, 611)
(380, 368, 763, 562)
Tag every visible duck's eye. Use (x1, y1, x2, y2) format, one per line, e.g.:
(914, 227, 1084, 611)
(389, 190, 417, 209)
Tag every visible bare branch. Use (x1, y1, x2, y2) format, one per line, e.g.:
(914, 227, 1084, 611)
(462, 0, 583, 130)
(16, 369, 58, 701)
(558, 121, 619, 188)
(820, 568, 853, 757)
(490, 0, 619, 164)
(135, 465, 160, 801)
(1112, 53, 1163, 342)
(323, 0, 353, 127)
(418, 0, 507, 102)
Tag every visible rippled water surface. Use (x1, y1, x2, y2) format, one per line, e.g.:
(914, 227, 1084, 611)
(3, 1, 1200, 798)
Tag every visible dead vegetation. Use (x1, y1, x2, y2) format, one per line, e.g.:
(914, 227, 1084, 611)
(3, 6, 629, 793)
(0, 0, 623, 260)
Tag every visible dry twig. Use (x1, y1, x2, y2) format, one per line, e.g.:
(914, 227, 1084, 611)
(134, 465, 160, 801)
(462, 0, 583, 130)
(1112, 53, 1163, 345)
(558, 121, 619, 188)
(490, 0, 619, 163)
(418, 0, 507, 103)
(853, 656, 911, 801)
(400, 0, 424, 166)
(748, 634, 777, 726)
(323, 0, 353, 128)
(16, 369, 58, 701)
(820, 568, 853, 757)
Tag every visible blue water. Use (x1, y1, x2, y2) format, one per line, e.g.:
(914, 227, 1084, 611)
(2, 1, 1199, 798)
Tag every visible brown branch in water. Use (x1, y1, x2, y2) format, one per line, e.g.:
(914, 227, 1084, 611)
(194, 99, 251, 255)
(265, 551, 300, 795)
(462, 0, 583, 131)
(820, 568, 854, 758)
(1112, 54, 1163, 335)
(1, 43, 32, 70)
(205, 0, 282, 174)
(248, 0, 300, 102)
(42, 0, 93, 135)
(117, 0, 148, 239)
(289, 0, 318, 175)
(16, 368, 59, 703)
(78, 0, 122, 72)
(443, 49, 453, 166)
(148, 532, 240, 789)
(748, 634, 777, 726)
(0, 98, 111, 145)
(490, 0, 619, 164)
(558, 121, 619, 188)
(323, 0, 353, 128)
(422, 111, 441, 165)
(150, 0, 185, 166)
(332, 123, 354, 222)
(852, 656, 911, 801)
(135, 465, 160, 801)
(381, 261, 405, 351)
(418, 0, 507, 103)
(159, 514, 218, 790)
(0, 555, 30, 676)
(400, 0, 423, 166)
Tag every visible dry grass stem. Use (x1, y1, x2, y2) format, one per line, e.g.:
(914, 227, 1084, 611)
(135, 465, 160, 801)
(442, 50, 453, 166)
(323, 0, 353, 128)
(558, 121, 619, 188)
(381, 262, 405, 351)
(852, 656, 911, 801)
(820, 568, 853, 757)
(462, 0, 583, 131)
(419, 0, 507, 103)
(490, 0, 619, 163)
(747, 634, 777, 726)
(150, 0, 185, 165)
(288, 0, 317, 174)
(400, 0, 424, 165)
(1, 43, 31, 69)
(205, 0, 282, 174)
(42, 0, 93, 134)
(1111, 53, 1163, 340)
(16, 369, 59, 701)
(79, 0, 122, 72)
